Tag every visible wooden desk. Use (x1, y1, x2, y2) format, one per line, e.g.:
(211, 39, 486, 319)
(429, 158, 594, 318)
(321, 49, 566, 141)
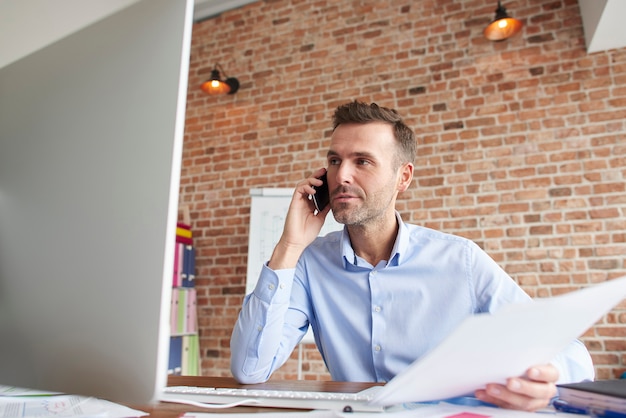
(128, 376, 379, 417)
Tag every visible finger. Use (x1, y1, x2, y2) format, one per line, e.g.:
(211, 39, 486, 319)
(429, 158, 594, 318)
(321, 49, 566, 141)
(475, 385, 550, 412)
(475, 385, 519, 409)
(510, 375, 557, 399)
(298, 168, 327, 196)
(312, 166, 327, 179)
(525, 365, 559, 383)
(475, 364, 560, 411)
(307, 167, 327, 187)
(476, 377, 556, 412)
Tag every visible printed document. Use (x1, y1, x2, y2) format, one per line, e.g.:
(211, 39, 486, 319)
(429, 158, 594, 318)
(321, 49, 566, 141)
(0, 386, 147, 418)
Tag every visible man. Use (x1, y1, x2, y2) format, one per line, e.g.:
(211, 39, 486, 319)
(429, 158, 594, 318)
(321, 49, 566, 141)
(230, 101, 594, 411)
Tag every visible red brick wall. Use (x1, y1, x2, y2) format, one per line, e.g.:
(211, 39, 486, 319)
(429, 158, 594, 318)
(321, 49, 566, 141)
(180, 0, 626, 381)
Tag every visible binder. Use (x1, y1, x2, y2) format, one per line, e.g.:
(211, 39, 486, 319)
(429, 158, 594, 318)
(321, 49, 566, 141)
(557, 380, 626, 414)
(181, 335, 200, 376)
(177, 288, 187, 334)
(182, 245, 196, 287)
(186, 288, 197, 334)
(168, 336, 183, 375)
(172, 241, 180, 287)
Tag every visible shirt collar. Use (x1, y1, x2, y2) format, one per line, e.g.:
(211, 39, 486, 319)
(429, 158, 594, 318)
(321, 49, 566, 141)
(341, 211, 408, 268)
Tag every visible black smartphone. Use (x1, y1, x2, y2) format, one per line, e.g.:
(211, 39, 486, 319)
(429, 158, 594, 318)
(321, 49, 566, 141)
(312, 172, 329, 212)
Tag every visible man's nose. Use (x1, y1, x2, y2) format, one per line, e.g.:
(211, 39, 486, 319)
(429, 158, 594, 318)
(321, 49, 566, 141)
(332, 163, 354, 186)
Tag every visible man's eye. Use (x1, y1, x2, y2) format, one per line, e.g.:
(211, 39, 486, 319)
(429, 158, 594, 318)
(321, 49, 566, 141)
(329, 158, 340, 165)
(357, 159, 370, 165)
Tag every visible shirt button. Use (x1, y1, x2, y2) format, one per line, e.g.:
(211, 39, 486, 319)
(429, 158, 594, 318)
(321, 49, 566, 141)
(374, 306, 381, 313)
(279, 283, 285, 289)
(374, 345, 381, 352)
(257, 325, 263, 332)
(268, 284, 275, 290)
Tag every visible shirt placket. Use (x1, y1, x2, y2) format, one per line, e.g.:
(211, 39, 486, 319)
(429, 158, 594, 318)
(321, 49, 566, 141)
(369, 267, 386, 381)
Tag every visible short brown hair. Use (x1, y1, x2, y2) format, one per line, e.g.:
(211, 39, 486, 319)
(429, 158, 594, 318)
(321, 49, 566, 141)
(332, 100, 416, 167)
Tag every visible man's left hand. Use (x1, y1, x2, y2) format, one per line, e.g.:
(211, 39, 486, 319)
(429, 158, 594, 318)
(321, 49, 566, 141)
(474, 364, 558, 411)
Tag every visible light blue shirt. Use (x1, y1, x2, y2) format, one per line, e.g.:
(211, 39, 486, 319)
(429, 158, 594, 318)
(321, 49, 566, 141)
(231, 213, 594, 385)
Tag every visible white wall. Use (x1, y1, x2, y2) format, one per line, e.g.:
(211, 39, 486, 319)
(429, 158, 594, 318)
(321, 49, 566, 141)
(0, 0, 262, 70)
(0, 0, 139, 69)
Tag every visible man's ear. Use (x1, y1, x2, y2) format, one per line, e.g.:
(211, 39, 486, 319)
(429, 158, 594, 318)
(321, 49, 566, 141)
(397, 162, 414, 192)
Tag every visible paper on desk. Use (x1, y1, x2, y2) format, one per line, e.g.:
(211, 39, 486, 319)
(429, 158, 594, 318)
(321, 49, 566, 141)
(180, 402, 560, 418)
(371, 275, 626, 407)
(0, 385, 62, 397)
(0, 393, 148, 418)
(181, 411, 342, 418)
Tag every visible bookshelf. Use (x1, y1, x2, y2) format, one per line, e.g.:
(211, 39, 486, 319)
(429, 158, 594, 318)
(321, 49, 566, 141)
(168, 221, 200, 376)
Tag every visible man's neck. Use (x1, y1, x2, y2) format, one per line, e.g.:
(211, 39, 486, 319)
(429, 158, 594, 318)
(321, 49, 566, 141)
(347, 213, 399, 267)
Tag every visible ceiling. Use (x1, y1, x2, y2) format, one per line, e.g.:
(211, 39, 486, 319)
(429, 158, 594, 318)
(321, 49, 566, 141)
(577, 0, 626, 53)
(193, 0, 257, 21)
(0, 0, 624, 70)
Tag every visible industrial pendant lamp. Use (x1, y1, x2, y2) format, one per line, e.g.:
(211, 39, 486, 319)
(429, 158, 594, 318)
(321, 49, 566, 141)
(201, 63, 240, 95)
(484, 1, 523, 42)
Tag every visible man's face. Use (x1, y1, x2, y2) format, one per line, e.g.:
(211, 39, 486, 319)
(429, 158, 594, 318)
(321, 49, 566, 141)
(326, 122, 407, 227)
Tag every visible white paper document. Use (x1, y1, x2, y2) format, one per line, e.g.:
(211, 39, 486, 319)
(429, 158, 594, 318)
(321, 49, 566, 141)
(0, 387, 147, 418)
(370, 275, 626, 406)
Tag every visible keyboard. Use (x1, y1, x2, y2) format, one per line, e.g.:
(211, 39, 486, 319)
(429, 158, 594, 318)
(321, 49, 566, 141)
(161, 385, 384, 412)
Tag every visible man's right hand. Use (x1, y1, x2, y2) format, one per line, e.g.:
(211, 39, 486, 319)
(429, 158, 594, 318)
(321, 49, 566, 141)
(268, 168, 332, 270)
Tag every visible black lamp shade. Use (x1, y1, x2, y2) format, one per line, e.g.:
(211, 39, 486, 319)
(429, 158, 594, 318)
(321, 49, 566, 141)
(484, 1, 523, 41)
(201, 67, 240, 95)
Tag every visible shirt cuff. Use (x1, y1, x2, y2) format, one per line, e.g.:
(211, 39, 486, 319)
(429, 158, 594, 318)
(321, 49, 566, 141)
(253, 263, 295, 304)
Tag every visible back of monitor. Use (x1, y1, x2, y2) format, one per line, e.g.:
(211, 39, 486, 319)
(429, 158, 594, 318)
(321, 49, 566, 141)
(0, 0, 192, 403)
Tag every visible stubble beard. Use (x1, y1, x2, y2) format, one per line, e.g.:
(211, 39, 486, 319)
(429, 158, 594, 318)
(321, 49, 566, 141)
(330, 186, 394, 228)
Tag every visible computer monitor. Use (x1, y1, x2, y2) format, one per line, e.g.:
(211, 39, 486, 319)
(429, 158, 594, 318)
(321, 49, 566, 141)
(0, 0, 192, 404)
